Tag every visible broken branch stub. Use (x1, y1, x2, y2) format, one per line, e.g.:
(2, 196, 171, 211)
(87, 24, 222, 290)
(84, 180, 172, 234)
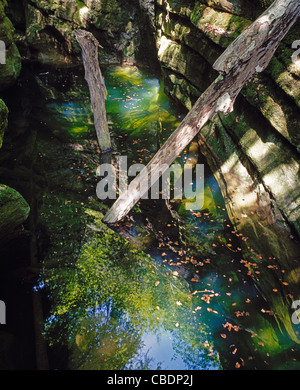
(102, 0, 300, 224)
(74, 29, 111, 152)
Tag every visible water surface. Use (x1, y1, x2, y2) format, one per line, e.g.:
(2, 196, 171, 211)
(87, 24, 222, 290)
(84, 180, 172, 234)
(0, 64, 299, 370)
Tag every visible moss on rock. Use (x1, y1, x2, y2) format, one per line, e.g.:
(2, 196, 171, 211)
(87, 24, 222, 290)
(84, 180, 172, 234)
(156, 0, 299, 152)
(0, 5, 22, 90)
(22, 0, 149, 65)
(190, 1, 252, 48)
(162, 68, 201, 110)
(0, 99, 8, 149)
(0, 184, 30, 242)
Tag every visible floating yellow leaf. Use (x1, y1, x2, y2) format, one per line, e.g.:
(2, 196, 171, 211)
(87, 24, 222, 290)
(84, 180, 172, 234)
(207, 308, 218, 314)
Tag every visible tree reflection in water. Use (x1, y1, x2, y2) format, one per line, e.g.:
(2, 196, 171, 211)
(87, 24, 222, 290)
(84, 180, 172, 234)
(43, 209, 220, 370)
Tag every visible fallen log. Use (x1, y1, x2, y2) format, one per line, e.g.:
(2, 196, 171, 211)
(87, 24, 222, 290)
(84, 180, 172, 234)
(103, 0, 300, 224)
(74, 29, 111, 153)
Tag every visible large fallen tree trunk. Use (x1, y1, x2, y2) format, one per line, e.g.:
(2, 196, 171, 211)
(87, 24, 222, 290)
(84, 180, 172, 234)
(103, 0, 300, 224)
(74, 29, 111, 153)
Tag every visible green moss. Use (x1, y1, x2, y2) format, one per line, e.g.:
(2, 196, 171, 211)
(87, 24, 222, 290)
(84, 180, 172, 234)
(241, 75, 300, 147)
(0, 16, 15, 43)
(163, 70, 200, 110)
(0, 99, 8, 149)
(157, 11, 221, 65)
(157, 0, 194, 17)
(0, 41, 21, 89)
(0, 184, 30, 238)
(0, 3, 6, 23)
(190, 2, 251, 48)
(0, 12, 22, 90)
(267, 57, 300, 108)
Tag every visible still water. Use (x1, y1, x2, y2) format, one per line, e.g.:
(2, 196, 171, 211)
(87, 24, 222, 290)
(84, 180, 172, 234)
(0, 64, 300, 370)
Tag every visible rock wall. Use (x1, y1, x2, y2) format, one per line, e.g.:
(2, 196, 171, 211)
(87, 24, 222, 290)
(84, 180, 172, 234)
(0, 184, 30, 243)
(6, 0, 158, 67)
(0, 0, 22, 90)
(0, 99, 30, 244)
(154, 0, 300, 343)
(155, 0, 300, 236)
(0, 3, 29, 243)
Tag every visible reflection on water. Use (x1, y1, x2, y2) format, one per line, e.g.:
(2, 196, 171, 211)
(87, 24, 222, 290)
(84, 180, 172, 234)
(1, 64, 300, 370)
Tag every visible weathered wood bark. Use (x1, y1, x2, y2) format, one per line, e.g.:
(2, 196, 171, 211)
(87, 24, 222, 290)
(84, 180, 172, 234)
(103, 0, 300, 224)
(74, 30, 111, 152)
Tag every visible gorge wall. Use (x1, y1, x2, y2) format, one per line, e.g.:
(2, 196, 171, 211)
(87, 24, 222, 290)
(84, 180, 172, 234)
(155, 0, 300, 234)
(153, 0, 300, 344)
(6, 0, 157, 66)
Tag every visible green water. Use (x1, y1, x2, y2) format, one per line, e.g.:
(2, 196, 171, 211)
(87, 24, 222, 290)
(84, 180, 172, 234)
(0, 64, 300, 370)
